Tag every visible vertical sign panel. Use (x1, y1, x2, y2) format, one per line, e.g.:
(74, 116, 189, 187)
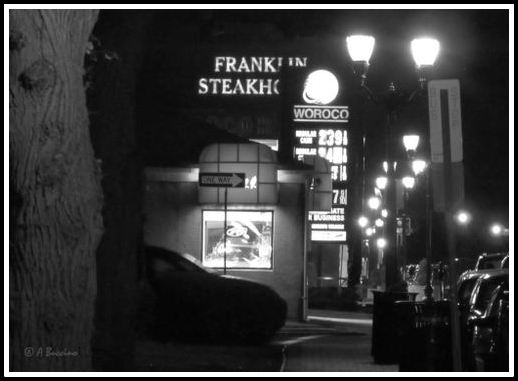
(293, 108, 350, 242)
(428, 79, 465, 212)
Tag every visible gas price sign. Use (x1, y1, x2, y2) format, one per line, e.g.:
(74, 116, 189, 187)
(292, 70, 350, 242)
(295, 129, 348, 182)
(294, 127, 349, 242)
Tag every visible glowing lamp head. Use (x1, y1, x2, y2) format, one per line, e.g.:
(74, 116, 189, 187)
(382, 161, 389, 174)
(346, 35, 375, 63)
(375, 218, 384, 228)
(376, 238, 387, 249)
(411, 38, 440, 68)
(368, 196, 381, 210)
(303, 70, 339, 105)
(365, 227, 375, 237)
(358, 216, 369, 228)
(381, 209, 388, 218)
(403, 135, 420, 152)
(412, 159, 427, 176)
(376, 176, 388, 190)
(402, 176, 416, 190)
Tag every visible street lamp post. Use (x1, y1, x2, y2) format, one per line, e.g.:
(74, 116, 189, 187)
(346, 35, 440, 291)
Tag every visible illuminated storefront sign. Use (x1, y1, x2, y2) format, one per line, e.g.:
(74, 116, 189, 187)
(202, 210, 273, 269)
(293, 70, 350, 242)
(198, 56, 308, 96)
(293, 105, 349, 122)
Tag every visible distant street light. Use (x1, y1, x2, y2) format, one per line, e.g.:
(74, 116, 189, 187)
(402, 176, 416, 190)
(412, 159, 427, 176)
(490, 223, 508, 236)
(368, 196, 382, 210)
(455, 211, 471, 225)
(381, 209, 388, 218)
(402, 134, 420, 154)
(366, 227, 375, 237)
(376, 237, 387, 249)
(358, 216, 369, 228)
(376, 176, 388, 190)
(375, 218, 384, 228)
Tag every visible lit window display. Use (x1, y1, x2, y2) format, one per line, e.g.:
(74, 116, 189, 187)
(202, 210, 273, 269)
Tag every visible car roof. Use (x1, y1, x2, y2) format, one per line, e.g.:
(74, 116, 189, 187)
(458, 268, 506, 283)
(478, 269, 509, 281)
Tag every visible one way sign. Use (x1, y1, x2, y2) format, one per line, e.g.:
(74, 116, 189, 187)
(199, 172, 245, 188)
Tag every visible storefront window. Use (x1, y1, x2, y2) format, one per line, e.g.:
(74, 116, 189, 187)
(202, 210, 273, 269)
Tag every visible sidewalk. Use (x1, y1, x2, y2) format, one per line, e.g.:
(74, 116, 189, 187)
(280, 317, 398, 372)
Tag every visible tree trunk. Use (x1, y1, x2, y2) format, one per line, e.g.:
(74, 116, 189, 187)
(9, 10, 102, 371)
(86, 10, 153, 371)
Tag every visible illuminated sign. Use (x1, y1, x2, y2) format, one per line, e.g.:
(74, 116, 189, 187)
(198, 56, 308, 96)
(199, 172, 245, 188)
(295, 128, 348, 182)
(202, 210, 273, 269)
(293, 105, 349, 123)
(295, 126, 349, 242)
(293, 70, 350, 242)
(303, 70, 339, 105)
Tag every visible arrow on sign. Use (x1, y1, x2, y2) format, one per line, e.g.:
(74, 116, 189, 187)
(199, 172, 246, 188)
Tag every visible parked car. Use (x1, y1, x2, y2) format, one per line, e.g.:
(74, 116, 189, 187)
(470, 286, 509, 371)
(461, 271, 508, 370)
(142, 245, 287, 344)
(474, 252, 508, 271)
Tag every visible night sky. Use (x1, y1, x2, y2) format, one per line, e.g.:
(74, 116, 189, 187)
(134, 9, 509, 248)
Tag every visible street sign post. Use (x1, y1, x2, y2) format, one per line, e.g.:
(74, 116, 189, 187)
(199, 172, 245, 275)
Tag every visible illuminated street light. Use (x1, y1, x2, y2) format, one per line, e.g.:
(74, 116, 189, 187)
(368, 196, 381, 210)
(358, 216, 369, 228)
(402, 134, 420, 153)
(382, 161, 389, 174)
(365, 227, 375, 237)
(411, 37, 440, 88)
(375, 218, 384, 228)
(490, 223, 507, 236)
(411, 38, 441, 67)
(346, 35, 376, 62)
(346, 33, 441, 299)
(412, 159, 427, 176)
(381, 209, 388, 218)
(346, 35, 375, 85)
(376, 237, 387, 249)
(376, 176, 388, 190)
(402, 176, 416, 190)
(455, 211, 471, 225)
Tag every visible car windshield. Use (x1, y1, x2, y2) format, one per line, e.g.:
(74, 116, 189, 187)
(476, 253, 508, 270)
(458, 277, 479, 305)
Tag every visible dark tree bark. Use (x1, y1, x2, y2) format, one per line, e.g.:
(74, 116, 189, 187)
(9, 10, 102, 371)
(86, 10, 153, 371)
